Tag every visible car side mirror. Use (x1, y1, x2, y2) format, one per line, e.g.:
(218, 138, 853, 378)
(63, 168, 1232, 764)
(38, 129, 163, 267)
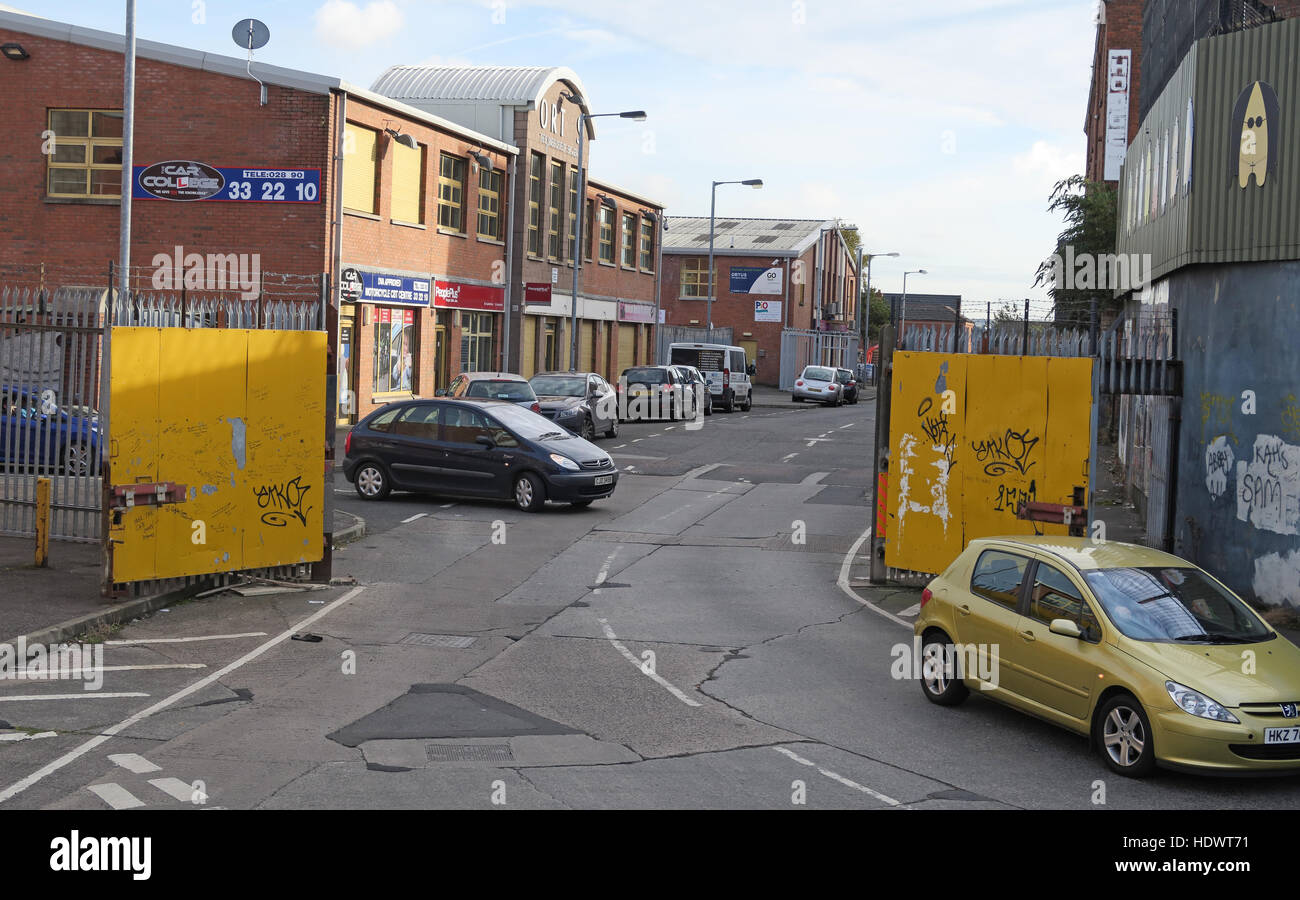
(474, 435, 496, 450)
(1048, 618, 1082, 639)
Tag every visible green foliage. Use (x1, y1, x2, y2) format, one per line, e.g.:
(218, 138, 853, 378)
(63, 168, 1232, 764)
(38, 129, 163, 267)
(1033, 175, 1120, 327)
(866, 288, 889, 340)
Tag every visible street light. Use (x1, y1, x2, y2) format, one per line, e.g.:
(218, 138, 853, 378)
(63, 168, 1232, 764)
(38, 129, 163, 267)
(858, 250, 899, 348)
(707, 178, 762, 340)
(899, 269, 927, 349)
(562, 91, 648, 371)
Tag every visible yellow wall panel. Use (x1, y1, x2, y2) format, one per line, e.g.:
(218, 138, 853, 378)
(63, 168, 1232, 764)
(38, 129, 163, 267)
(108, 327, 161, 583)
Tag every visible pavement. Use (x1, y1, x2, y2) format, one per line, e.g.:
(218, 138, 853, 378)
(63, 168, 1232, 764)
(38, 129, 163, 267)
(0, 508, 366, 647)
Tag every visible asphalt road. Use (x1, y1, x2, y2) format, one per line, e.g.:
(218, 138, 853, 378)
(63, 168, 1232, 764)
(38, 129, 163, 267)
(2, 398, 1299, 810)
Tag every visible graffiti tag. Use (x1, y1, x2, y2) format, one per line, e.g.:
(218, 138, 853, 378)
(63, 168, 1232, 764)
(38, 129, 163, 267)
(1236, 435, 1300, 536)
(253, 475, 312, 527)
(992, 479, 1037, 514)
(1205, 435, 1233, 500)
(970, 428, 1039, 477)
(916, 397, 958, 471)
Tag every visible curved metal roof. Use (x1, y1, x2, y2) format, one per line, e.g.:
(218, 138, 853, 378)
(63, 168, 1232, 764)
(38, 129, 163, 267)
(370, 65, 587, 108)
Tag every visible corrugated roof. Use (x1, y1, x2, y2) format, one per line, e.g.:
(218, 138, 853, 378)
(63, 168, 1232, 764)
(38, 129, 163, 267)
(371, 65, 586, 106)
(662, 217, 834, 256)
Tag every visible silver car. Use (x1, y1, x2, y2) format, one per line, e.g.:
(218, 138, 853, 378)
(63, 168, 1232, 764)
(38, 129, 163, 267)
(792, 365, 843, 405)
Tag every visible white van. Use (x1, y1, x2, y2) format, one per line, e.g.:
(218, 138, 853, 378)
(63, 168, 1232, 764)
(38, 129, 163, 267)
(668, 342, 753, 412)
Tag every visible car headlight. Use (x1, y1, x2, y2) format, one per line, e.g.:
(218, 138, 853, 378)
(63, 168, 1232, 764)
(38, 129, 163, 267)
(558, 406, 583, 419)
(549, 453, 580, 471)
(1165, 680, 1239, 723)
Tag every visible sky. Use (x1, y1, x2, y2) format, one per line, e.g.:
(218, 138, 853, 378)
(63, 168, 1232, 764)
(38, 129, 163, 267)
(31, 0, 1099, 315)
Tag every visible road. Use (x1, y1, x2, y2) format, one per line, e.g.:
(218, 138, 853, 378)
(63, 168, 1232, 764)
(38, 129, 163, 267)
(2, 399, 1298, 810)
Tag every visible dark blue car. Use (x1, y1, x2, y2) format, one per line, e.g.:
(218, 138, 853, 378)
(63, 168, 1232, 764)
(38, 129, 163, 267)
(0, 386, 102, 475)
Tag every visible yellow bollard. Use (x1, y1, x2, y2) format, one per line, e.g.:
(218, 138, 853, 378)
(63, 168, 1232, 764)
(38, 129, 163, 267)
(35, 476, 50, 567)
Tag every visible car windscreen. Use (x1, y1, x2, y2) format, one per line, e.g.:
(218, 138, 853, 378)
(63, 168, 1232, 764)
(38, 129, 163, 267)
(466, 380, 536, 401)
(623, 368, 669, 385)
(670, 348, 725, 371)
(529, 375, 585, 397)
(484, 402, 574, 441)
(836, 369, 853, 382)
(1083, 566, 1272, 643)
(803, 367, 835, 382)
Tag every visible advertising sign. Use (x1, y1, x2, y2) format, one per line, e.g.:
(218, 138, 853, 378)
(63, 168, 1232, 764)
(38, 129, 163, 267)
(133, 161, 322, 202)
(339, 267, 363, 303)
(1104, 50, 1132, 182)
(730, 266, 783, 295)
(618, 301, 655, 323)
(359, 271, 430, 307)
(525, 283, 553, 307)
(754, 299, 782, 322)
(433, 281, 505, 312)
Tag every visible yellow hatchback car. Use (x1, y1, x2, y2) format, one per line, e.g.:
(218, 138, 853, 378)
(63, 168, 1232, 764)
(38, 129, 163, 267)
(915, 537, 1300, 777)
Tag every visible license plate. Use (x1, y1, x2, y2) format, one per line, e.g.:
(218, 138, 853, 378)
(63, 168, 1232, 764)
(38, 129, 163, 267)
(809, 387, 821, 392)
(1265, 726, 1300, 744)
(594, 475, 613, 486)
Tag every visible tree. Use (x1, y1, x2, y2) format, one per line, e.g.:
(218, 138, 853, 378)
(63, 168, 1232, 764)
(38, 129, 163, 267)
(1032, 175, 1119, 328)
(866, 288, 889, 340)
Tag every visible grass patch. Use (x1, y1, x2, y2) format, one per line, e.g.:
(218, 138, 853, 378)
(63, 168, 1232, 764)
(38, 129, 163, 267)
(73, 621, 122, 644)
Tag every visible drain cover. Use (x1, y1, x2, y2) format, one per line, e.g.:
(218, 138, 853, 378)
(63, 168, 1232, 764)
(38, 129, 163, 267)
(400, 633, 477, 649)
(427, 743, 514, 763)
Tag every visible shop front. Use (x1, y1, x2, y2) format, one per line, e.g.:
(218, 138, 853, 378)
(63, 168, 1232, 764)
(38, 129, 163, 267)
(348, 268, 431, 418)
(616, 300, 656, 373)
(433, 279, 505, 374)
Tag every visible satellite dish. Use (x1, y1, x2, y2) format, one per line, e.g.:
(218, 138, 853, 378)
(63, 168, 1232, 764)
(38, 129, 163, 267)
(232, 18, 270, 50)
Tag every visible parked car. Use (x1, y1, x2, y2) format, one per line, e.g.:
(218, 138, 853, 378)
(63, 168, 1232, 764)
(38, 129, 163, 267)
(835, 367, 860, 404)
(528, 371, 619, 440)
(344, 397, 618, 512)
(791, 366, 843, 405)
(0, 386, 101, 475)
(440, 372, 541, 412)
(667, 342, 753, 412)
(916, 536, 1300, 777)
(669, 365, 712, 416)
(617, 365, 691, 422)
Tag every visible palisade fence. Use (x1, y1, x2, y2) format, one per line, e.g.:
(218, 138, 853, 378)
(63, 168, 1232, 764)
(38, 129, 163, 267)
(778, 329, 860, 390)
(0, 265, 326, 596)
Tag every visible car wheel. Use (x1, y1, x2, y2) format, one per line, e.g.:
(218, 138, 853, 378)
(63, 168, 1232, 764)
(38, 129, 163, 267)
(740, 391, 752, 412)
(63, 442, 92, 476)
(723, 390, 735, 413)
(580, 416, 596, 441)
(353, 462, 391, 500)
(704, 396, 712, 416)
(919, 631, 970, 706)
(1095, 694, 1156, 777)
(604, 417, 619, 438)
(514, 472, 546, 512)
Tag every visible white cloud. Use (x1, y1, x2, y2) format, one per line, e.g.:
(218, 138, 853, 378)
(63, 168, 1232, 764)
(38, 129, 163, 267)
(1014, 140, 1086, 183)
(314, 0, 404, 48)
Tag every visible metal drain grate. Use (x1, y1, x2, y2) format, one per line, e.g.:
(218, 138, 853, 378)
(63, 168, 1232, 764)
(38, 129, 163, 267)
(400, 633, 477, 649)
(426, 743, 514, 763)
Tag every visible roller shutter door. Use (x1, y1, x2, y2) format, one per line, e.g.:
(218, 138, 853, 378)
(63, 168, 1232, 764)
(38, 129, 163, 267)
(617, 324, 635, 373)
(579, 321, 595, 372)
(521, 316, 537, 378)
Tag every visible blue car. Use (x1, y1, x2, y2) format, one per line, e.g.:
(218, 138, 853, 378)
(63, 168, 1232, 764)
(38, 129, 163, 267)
(0, 386, 102, 475)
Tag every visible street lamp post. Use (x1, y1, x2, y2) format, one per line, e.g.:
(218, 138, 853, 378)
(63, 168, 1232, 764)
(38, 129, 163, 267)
(858, 250, 899, 347)
(706, 178, 762, 340)
(899, 269, 927, 349)
(563, 94, 646, 371)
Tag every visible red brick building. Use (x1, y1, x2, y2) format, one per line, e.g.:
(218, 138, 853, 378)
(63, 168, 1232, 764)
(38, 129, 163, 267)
(1084, 0, 1143, 184)
(658, 218, 858, 387)
(0, 6, 517, 427)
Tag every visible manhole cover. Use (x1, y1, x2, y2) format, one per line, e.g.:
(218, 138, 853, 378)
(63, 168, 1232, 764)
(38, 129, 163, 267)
(426, 743, 514, 763)
(400, 633, 477, 649)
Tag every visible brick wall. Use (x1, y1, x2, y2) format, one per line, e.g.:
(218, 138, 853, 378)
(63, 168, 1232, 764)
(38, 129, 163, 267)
(1084, 0, 1143, 184)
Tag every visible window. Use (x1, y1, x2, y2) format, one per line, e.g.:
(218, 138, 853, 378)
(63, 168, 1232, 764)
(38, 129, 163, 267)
(343, 122, 379, 214)
(568, 166, 580, 261)
(584, 199, 595, 261)
(477, 167, 502, 239)
(527, 153, 543, 255)
(460, 312, 496, 372)
(598, 206, 615, 263)
(640, 217, 655, 270)
(46, 109, 124, 198)
(1028, 563, 1101, 641)
(680, 258, 717, 298)
(393, 403, 441, 440)
(548, 160, 563, 260)
(442, 406, 494, 446)
(969, 550, 1029, 610)
(391, 140, 424, 224)
(366, 406, 402, 433)
(372, 307, 416, 394)
(437, 153, 466, 232)
(621, 213, 636, 267)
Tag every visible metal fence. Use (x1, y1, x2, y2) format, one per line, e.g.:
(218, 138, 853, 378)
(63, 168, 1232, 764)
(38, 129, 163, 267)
(778, 329, 860, 390)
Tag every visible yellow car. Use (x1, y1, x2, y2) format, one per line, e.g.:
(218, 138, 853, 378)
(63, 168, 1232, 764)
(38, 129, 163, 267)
(914, 536, 1300, 777)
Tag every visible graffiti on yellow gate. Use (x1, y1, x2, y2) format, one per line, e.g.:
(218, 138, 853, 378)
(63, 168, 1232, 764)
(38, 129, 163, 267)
(109, 327, 325, 583)
(885, 352, 1092, 574)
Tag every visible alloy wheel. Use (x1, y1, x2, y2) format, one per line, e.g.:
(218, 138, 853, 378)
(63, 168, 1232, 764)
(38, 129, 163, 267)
(1103, 705, 1146, 768)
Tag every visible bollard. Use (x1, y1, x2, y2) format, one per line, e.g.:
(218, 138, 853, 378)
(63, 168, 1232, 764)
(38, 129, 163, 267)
(35, 476, 50, 567)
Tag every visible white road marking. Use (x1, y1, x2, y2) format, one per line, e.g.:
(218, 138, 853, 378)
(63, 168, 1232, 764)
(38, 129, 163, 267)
(805, 437, 831, 447)
(0, 693, 148, 702)
(781, 453, 799, 462)
(598, 619, 701, 707)
(648, 433, 660, 438)
(592, 547, 620, 596)
(108, 753, 160, 774)
(107, 632, 267, 646)
(839, 423, 855, 429)
(1, 663, 207, 680)
(683, 463, 722, 480)
(664, 427, 675, 431)
(800, 471, 829, 485)
(87, 783, 145, 810)
(401, 513, 428, 524)
(149, 777, 196, 802)
(612, 444, 627, 449)
(440, 503, 455, 509)
(774, 746, 902, 807)
(837, 526, 911, 628)
(0, 731, 56, 742)
(631, 438, 643, 443)
(898, 604, 921, 618)
(0, 586, 366, 806)
(610, 453, 666, 461)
